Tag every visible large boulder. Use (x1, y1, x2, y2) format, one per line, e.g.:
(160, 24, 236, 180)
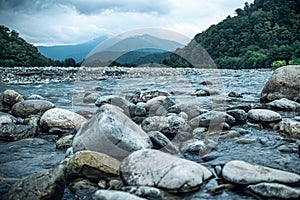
(0, 89, 24, 112)
(266, 98, 300, 111)
(4, 165, 66, 200)
(260, 65, 300, 103)
(274, 118, 300, 137)
(72, 105, 152, 159)
(246, 182, 300, 199)
(120, 149, 213, 193)
(0, 123, 37, 141)
(66, 150, 120, 182)
(93, 190, 146, 200)
(141, 114, 191, 139)
(39, 108, 86, 132)
(222, 160, 300, 185)
(247, 109, 282, 123)
(11, 100, 55, 118)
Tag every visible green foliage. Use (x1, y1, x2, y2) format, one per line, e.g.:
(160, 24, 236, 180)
(271, 60, 286, 68)
(0, 25, 79, 67)
(190, 0, 300, 68)
(288, 58, 300, 65)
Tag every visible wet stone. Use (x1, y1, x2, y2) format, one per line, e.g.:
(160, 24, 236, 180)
(222, 160, 300, 185)
(248, 109, 282, 123)
(246, 182, 300, 199)
(93, 190, 146, 200)
(120, 149, 213, 193)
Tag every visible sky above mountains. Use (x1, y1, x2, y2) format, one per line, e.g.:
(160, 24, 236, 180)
(0, 0, 253, 46)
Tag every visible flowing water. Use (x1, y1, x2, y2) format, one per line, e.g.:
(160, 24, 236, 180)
(1, 67, 299, 199)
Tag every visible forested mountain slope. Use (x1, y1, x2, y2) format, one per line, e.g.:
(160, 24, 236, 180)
(165, 0, 300, 68)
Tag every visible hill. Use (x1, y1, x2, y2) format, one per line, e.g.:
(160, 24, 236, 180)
(0, 25, 81, 67)
(0, 25, 53, 67)
(37, 36, 107, 62)
(164, 0, 300, 68)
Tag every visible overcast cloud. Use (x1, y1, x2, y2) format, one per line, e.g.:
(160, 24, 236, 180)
(0, 0, 253, 45)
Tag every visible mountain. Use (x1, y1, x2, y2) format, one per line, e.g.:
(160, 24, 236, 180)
(115, 48, 171, 66)
(164, 0, 300, 68)
(83, 34, 184, 66)
(37, 36, 107, 62)
(0, 25, 53, 67)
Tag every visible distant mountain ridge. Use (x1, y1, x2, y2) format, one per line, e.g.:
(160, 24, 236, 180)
(37, 36, 107, 62)
(83, 34, 185, 66)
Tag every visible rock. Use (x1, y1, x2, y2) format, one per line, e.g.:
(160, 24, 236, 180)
(189, 111, 235, 128)
(222, 160, 300, 185)
(228, 91, 243, 98)
(24, 115, 40, 126)
(69, 178, 99, 198)
(129, 104, 147, 117)
(246, 182, 300, 199)
(11, 100, 55, 118)
(127, 90, 169, 104)
(247, 109, 282, 123)
(193, 89, 210, 96)
(122, 186, 168, 200)
(181, 140, 206, 153)
(93, 190, 146, 200)
(120, 149, 213, 193)
(168, 103, 208, 120)
(48, 127, 75, 135)
(145, 96, 176, 116)
(266, 98, 300, 111)
(193, 88, 220, 96)
(83, 92, 100, 103)
(200, 80, 217, 85)
(227, 109, 247, 124)
(40, 108, 86, 132)
(4, 165, 65, 200)
(260, 65, 300, 103)
(141, 115, 191, 139)
(72, 104, 152, 158)
(0, 89, 24, 112)
(107, 179, 123, 190)
(95, 95, 130, 112)
(219, 130, 241, 140)
(193, 128, 208, 141)
(66, 150, 120, 182)
(0, 115, 14, 124)
(27, 94, 44, 100)
(56, 135, 74, 149)
(274, 118, 300, 137)
(0, 123, 37, 141)
(178, 112, 188, 121)
(147, 131, 177, 153)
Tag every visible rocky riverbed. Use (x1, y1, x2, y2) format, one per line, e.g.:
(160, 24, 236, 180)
(0, 65, 300, 200)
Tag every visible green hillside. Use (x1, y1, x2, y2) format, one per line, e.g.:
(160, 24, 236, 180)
(165, 0, 300, 68)
(0, 25, 53, 67)
(0, 25, 79, 67)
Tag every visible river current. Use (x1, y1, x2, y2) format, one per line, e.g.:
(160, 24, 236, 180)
(1, 67, 300, 199)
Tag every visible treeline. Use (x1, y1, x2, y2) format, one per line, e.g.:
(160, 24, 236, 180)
(0, 25, 80, 67)
(165, 0, 300, 69)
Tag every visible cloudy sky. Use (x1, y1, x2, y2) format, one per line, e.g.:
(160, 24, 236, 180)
(0, 0, 253, 46)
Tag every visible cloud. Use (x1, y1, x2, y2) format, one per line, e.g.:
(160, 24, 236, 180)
(0, 0, 253, 45)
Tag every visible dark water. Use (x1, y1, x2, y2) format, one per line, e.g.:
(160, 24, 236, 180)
(1, 67, 300, 199)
